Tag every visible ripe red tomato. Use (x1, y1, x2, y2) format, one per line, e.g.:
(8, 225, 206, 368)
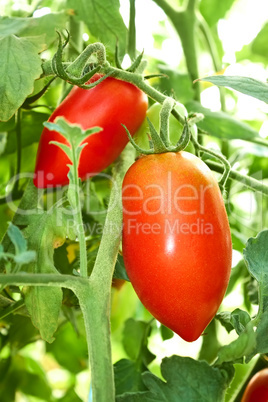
(242, 368, 268, 402)
(33, 74, 148, 188)
(122, 151, 232, 342)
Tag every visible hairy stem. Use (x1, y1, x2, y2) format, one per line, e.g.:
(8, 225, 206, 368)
(206, 160, 268, 195)
(84, 144, 135, 401)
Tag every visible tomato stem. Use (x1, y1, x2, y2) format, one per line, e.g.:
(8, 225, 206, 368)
(191, 133, 231, 189)
(128, 0, 136, 61)
(159, 97, 176, 146)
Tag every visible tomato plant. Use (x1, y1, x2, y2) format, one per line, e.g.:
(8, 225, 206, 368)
(1, 0, 268, 401)
(33, 73, 148, 188)
(122, 151, 232, 342)
(241, 368, 268, 402)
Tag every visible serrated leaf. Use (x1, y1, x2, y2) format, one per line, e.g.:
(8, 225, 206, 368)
(117, 356, 234, 401)
(0, 35, 43, 121)
(198, 75, 268, 104)
(186, 101, 260, 141)
(67, 0, 127, 56)
(22, 207, 71, 342)
(0, 14, 67, 46)
(49, 140, 72, 160)
(216, 309, 252, 337)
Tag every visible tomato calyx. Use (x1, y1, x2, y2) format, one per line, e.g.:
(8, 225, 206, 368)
(124, 98, 232, 192)
(123, 97, 193, 155)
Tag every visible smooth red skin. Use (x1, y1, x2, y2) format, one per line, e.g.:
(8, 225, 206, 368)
(242, 369, 268, 402)
(122, 152, 232, 342)
(33, 74, 148, 188)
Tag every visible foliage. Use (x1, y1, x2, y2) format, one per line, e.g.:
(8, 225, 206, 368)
(0, 0, 268, 401)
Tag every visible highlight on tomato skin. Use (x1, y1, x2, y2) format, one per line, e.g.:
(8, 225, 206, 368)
(33, 74, 148, 188)
(241, 368, 268, 402)
(122, 151, 232, 342)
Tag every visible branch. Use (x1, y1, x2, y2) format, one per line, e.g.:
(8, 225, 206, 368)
(206, 160, 268, 195)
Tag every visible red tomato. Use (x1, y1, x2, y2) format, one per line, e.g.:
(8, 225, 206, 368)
(122, 151, 232, 342)
(33, 74, 148, 188)
(242, 368, 268, 402)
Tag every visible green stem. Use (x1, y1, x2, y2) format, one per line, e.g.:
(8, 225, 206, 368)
(85, 144, 135, 401)
(205, 160, 268, 195)
(128, 0, 136, 60)
(0, 273, 85, 289)
(70, 148, 88, 278)
(14, 109, 22, 193)
(197, 13, 229, 156)
(197, 14, 226, 111)
(152, 0, 200, 101)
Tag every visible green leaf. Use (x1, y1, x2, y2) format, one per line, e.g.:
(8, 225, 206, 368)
(200, 0, 236, 26)
(23, 205, 72, 342)
(255, 310, 268, 354)
(0, 14, 67, 46)
(251, 23, 268, 61)
(58, 387, 83, 402)
(186, 101, 260, 141)
(237, 23, 268, 66)
(216, 312, 234, 333)
(46, 318, 88, 374)
(114, 359, 148, 395)
(14, 250, 36, 264)
(216, 322, 256, 364)
(117, 356, 234, 401)
(67, 0, 127, 56)
(0, 16, 29, 35)
(113, 254, 130, 281)
(1, 181, 75, 343)
(123, 318, 155, 366)
(7, 223, 27, 255)
(230, 309, 251, 336)
(0, 35, 43, 121)
(243, 230, 268, 312)
(45, 118, 102, 150)
(160, 324, 174, 341)
(198, 76, 268, 104)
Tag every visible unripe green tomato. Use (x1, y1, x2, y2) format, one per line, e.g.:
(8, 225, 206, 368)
(134, 102, 196, 154)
